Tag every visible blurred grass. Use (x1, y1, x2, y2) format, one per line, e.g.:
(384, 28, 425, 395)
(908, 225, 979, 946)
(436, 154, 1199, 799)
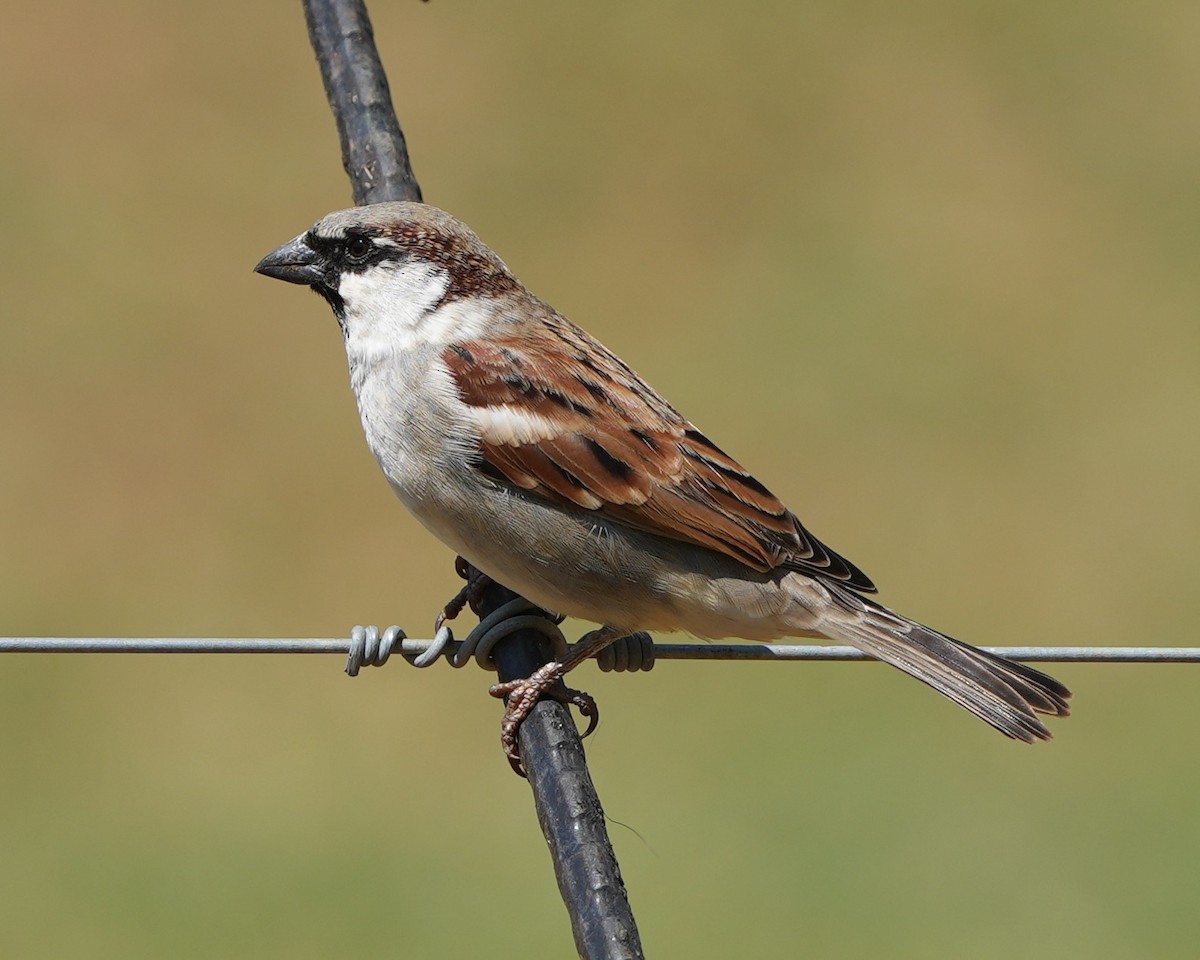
(1, 0, 1198, 957)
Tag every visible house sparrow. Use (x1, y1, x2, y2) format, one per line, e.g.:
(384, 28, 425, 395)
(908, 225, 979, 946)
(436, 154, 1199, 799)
(255, 201, 1070, 770)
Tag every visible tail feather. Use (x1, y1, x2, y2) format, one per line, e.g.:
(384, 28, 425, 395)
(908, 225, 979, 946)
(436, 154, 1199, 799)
(824, 590, 1071, 741)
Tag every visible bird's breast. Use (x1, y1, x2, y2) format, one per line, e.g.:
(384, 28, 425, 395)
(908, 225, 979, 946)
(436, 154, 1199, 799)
(346, 346, 471, 498)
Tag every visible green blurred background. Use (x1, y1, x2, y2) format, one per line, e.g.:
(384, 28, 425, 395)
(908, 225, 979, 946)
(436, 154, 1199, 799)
(2, 1, 1198, 956)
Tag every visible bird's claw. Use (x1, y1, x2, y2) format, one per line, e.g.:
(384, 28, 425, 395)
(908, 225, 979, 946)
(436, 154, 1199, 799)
(435, 557, 494, 633)
(490, 663, 600, 777)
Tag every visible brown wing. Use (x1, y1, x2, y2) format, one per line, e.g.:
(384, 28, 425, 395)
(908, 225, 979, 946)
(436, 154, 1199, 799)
(443, 317, 875, 592)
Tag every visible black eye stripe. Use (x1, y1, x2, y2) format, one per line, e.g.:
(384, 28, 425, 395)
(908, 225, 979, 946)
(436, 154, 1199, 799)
(307, 228, 399, 275)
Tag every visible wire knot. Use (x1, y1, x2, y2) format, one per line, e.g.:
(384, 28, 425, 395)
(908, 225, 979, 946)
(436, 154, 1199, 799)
(447, 597, 570, 669)
(346, 603, 654, 675)
(346, 624, 401, 675)
(345, 623, 457, 675)
(594, 631, 656, 672)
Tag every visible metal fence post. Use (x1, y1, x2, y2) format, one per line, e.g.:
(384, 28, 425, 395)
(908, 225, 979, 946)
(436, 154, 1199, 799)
(299, 2, 645, 956)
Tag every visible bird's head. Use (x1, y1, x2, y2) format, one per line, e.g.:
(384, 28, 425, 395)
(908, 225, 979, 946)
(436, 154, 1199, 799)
(254, 202, 517, 341)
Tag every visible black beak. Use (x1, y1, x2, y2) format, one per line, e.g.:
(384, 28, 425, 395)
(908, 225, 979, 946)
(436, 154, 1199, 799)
(254, 235, 325, 285)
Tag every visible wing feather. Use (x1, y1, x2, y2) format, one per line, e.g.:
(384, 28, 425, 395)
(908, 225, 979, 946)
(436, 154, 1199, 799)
(443, 320, 876, 592)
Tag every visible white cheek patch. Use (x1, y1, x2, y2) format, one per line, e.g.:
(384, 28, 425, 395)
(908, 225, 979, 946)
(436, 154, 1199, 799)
(338, 261, 497, 360)
(472, 405, 561, 446)
(339, 260, 451, 354)
(420, 298, 494, 345)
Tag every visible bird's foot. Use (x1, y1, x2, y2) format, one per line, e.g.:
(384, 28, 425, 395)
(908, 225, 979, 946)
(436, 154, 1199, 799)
(434, 557, 494, 633)
(489, 663, 599, 777)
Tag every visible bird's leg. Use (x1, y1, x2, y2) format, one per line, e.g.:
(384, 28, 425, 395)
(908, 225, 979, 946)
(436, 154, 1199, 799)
(434, 557, 494, 633)
(490, 625, 624, 776)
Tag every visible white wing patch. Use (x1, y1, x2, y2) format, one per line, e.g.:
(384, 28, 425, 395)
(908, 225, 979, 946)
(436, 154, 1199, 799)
(471, 405, 562, 446)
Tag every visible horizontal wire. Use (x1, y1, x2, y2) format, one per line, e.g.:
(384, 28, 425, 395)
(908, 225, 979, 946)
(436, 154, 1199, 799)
(1, 637, 1197, 662)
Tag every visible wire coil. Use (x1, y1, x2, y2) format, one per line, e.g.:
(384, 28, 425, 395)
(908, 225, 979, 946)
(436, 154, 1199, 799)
(594, 631, 656, 672)
(345, 602, 656, 676)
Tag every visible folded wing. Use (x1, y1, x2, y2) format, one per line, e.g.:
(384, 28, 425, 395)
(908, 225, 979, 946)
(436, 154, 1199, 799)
(442, 315, 876, 592)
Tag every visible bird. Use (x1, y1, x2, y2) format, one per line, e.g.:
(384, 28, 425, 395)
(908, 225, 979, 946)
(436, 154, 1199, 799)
(254, 201, 1071, 772)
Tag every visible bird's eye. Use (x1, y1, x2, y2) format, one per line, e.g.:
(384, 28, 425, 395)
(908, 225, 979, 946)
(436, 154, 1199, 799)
(344, 236, 373, 262)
